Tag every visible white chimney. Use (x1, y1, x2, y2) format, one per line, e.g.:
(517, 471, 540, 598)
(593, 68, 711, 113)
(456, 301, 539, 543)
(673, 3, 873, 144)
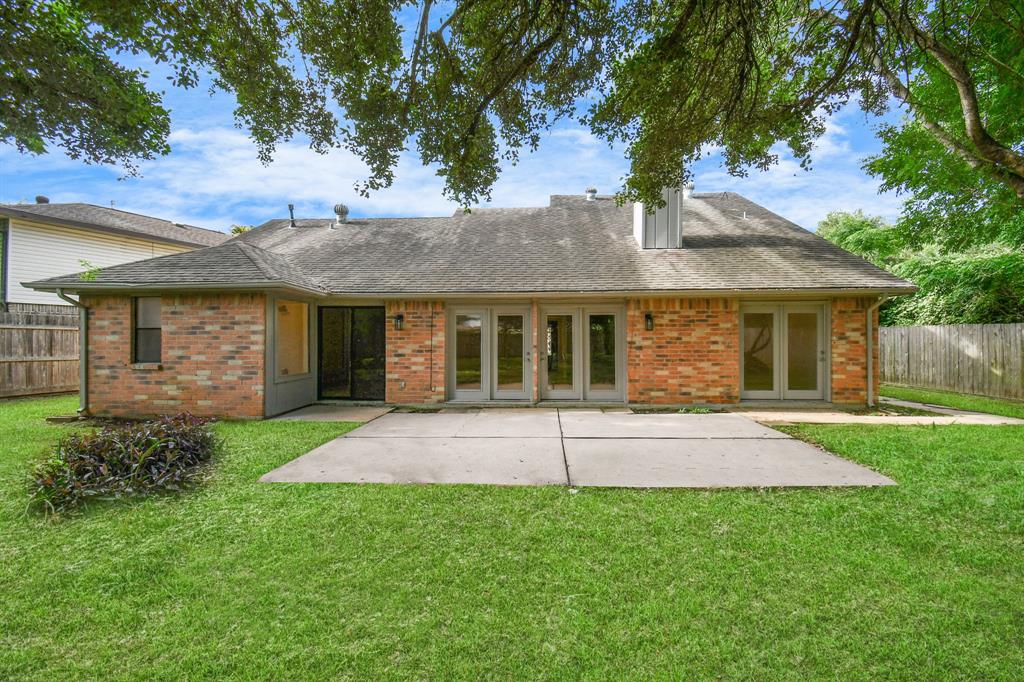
(633, 185, 684, 249)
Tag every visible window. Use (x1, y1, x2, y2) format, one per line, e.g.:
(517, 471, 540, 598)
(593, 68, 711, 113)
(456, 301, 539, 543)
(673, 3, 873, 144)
(276, 300, 309, 377)
(133, 296, 162, 363)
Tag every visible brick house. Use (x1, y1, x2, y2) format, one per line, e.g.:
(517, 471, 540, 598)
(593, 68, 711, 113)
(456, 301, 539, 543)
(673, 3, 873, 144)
(27, 189, 914, 418)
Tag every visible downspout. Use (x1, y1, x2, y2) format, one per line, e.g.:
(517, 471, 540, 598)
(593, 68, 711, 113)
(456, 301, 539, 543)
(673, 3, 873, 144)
(865, 296, 889, 408)
(56, 288, 88, 414)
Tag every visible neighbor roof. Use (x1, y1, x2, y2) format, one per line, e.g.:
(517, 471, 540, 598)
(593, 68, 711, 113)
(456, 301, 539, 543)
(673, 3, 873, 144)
(27, 192, 915, 296)
(0, 202, 229, 248)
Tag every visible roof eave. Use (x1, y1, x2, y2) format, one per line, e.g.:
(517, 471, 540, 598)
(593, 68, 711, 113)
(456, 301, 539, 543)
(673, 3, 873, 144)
(0, 206, 225, 248)
(24, 279, 327, 298)
(305, 286, 918, 299)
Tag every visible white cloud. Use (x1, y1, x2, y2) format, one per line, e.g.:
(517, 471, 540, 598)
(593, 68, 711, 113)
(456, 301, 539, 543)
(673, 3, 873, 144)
(1, 106, 900, 232)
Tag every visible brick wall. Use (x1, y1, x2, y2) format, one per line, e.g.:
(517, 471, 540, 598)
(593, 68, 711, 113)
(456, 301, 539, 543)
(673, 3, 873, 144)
(626, 297, 740, 404)
(830, 297, 878, 405)
(83, 294, 266, 418)
(385, 300, 445, 404)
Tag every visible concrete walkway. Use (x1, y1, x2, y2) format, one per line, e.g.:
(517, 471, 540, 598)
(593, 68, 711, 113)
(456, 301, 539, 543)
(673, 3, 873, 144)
(261, 410, 894, 488)
(735, 398, 1023, 426)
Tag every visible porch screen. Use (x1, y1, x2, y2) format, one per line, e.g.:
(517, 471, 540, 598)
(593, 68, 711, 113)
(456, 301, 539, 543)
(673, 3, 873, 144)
(276, 300, 309, 377)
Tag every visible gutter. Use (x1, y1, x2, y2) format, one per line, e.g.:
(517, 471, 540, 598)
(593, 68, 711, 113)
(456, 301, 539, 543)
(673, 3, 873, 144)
(865, 296, 890, 408)
(56, 288, 88, 415)
(25, 283, 917, 299)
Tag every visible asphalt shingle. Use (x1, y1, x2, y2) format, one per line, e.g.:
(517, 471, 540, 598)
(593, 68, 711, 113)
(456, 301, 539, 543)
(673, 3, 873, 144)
(0, 203, 229, 247)
(28, 193, 914, 295)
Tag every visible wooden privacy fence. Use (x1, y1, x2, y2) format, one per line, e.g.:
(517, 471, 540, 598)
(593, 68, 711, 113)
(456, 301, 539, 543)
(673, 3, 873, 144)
(880, 323, 1024, 400)
(0, 307, 79, 398)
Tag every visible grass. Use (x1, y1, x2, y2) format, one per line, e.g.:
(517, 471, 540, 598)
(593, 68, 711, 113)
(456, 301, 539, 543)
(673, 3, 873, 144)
(2, 396, 1023, 679)
(882, 384, 1024, 419)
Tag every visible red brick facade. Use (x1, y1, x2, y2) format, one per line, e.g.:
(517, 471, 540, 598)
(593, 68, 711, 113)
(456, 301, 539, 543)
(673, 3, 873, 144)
(385, 300, 446, 404)
(84, 294, 266, 418)
(830, 296, 879, 405)
(626, 297, 741, 404)
(80, 293, 878, 416)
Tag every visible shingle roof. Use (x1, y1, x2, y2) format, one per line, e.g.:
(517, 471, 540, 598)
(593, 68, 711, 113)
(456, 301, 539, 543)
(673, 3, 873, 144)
(0, 202, 229, 247)
(27, 240, 325, 295)
(27, 192, 915, 295)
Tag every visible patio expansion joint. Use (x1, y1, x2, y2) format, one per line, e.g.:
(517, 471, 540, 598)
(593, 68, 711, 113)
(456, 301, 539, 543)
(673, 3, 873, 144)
(556, 409, 573, 487)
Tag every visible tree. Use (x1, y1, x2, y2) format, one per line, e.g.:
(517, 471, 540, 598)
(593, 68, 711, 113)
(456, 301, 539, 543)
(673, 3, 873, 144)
(2, 0, 1023, 208)
(230, 224, 253, 235)
(817, 211, 1024, 325)
(817, 210, 905, 267)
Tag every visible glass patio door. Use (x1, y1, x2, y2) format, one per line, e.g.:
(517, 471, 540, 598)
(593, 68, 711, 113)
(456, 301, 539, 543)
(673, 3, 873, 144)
(318, 306, 386, 400)
(491, 310, 530, 400)
(740, 303, 825, 400)
(540, 306, 624, 401)
(541, 310, 581, 399)
(450, 306, 532, 401)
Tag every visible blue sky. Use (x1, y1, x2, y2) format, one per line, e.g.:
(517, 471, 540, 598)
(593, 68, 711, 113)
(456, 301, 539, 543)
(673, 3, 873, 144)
(0, 34, 906, 234)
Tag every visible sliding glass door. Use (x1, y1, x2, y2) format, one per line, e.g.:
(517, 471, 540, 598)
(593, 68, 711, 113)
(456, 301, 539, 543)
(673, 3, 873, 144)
(318, 307, 386, 400)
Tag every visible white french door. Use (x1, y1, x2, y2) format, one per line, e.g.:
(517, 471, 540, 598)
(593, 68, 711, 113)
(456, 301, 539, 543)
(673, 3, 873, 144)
(740, 303, 826, 400)
(539, 305, 624, 401)
(450, 306, 531, 401)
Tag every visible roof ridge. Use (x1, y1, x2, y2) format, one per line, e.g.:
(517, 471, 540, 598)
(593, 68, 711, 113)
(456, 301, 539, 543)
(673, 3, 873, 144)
(14, 201, 223, 235)
(233, 241, 328, 292)
(232, 241, 281, 281)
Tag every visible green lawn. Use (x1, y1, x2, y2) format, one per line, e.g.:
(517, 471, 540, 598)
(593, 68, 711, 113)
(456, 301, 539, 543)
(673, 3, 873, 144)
(2, 396, 1023, 679)
(882, 384, 1024, 419)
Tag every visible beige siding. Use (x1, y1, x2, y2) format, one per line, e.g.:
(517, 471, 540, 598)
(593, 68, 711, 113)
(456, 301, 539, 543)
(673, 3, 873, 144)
(6, 218, 192, 305)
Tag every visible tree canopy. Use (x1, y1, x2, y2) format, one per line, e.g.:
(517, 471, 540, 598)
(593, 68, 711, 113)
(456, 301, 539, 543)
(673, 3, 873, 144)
(2, 0, 1022, 209)
(818, 210, 1024, 325)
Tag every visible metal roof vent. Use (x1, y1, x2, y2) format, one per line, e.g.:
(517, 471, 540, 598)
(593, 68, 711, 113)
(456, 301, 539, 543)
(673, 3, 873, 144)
(682, 181, 694, 200)
(585, 187, 597, 201)
(35, 195, 49, 204)
(287, 203, 296, 228)
(333, 203, 349, 228)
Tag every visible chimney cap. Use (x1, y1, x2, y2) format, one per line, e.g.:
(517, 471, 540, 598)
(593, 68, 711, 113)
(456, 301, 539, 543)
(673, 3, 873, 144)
(35, 195, 49, 204)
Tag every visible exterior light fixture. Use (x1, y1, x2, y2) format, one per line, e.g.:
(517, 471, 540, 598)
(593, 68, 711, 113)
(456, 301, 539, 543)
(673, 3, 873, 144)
(394, 313, 404, 331)
(645, 312, 654, 331)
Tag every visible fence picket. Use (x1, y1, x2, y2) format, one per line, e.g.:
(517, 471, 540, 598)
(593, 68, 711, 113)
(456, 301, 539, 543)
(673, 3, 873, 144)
(880, 323, 1024, 400)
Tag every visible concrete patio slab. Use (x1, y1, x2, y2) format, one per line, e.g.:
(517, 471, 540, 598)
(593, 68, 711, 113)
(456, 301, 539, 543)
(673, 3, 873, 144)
(455, 409, 561, 438)
(346, 412, 477, 437)
(261, 408, 896, 489)
(272, 405, 392, 422)
(564, 438, 894, 488)
(260, 437, 567, 485)
(558, 412, 790, 439)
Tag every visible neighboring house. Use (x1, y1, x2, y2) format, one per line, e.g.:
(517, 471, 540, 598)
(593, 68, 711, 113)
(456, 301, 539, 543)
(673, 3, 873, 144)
(28, 188, 915, 418)
(1, 199, 229, 310)
(0, 199, 229, 399)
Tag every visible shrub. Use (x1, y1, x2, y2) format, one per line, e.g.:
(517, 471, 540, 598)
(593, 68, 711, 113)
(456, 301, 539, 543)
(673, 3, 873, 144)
(30, 414, 219, 515)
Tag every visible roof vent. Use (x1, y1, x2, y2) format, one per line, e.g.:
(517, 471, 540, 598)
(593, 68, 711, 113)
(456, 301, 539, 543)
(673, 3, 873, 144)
(333, 203, 349, 227)
(682, 181, 694, 200)
(35, 195, 49, 204)
(288, 203, 296, 228)
(585, 187, 597, 201)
